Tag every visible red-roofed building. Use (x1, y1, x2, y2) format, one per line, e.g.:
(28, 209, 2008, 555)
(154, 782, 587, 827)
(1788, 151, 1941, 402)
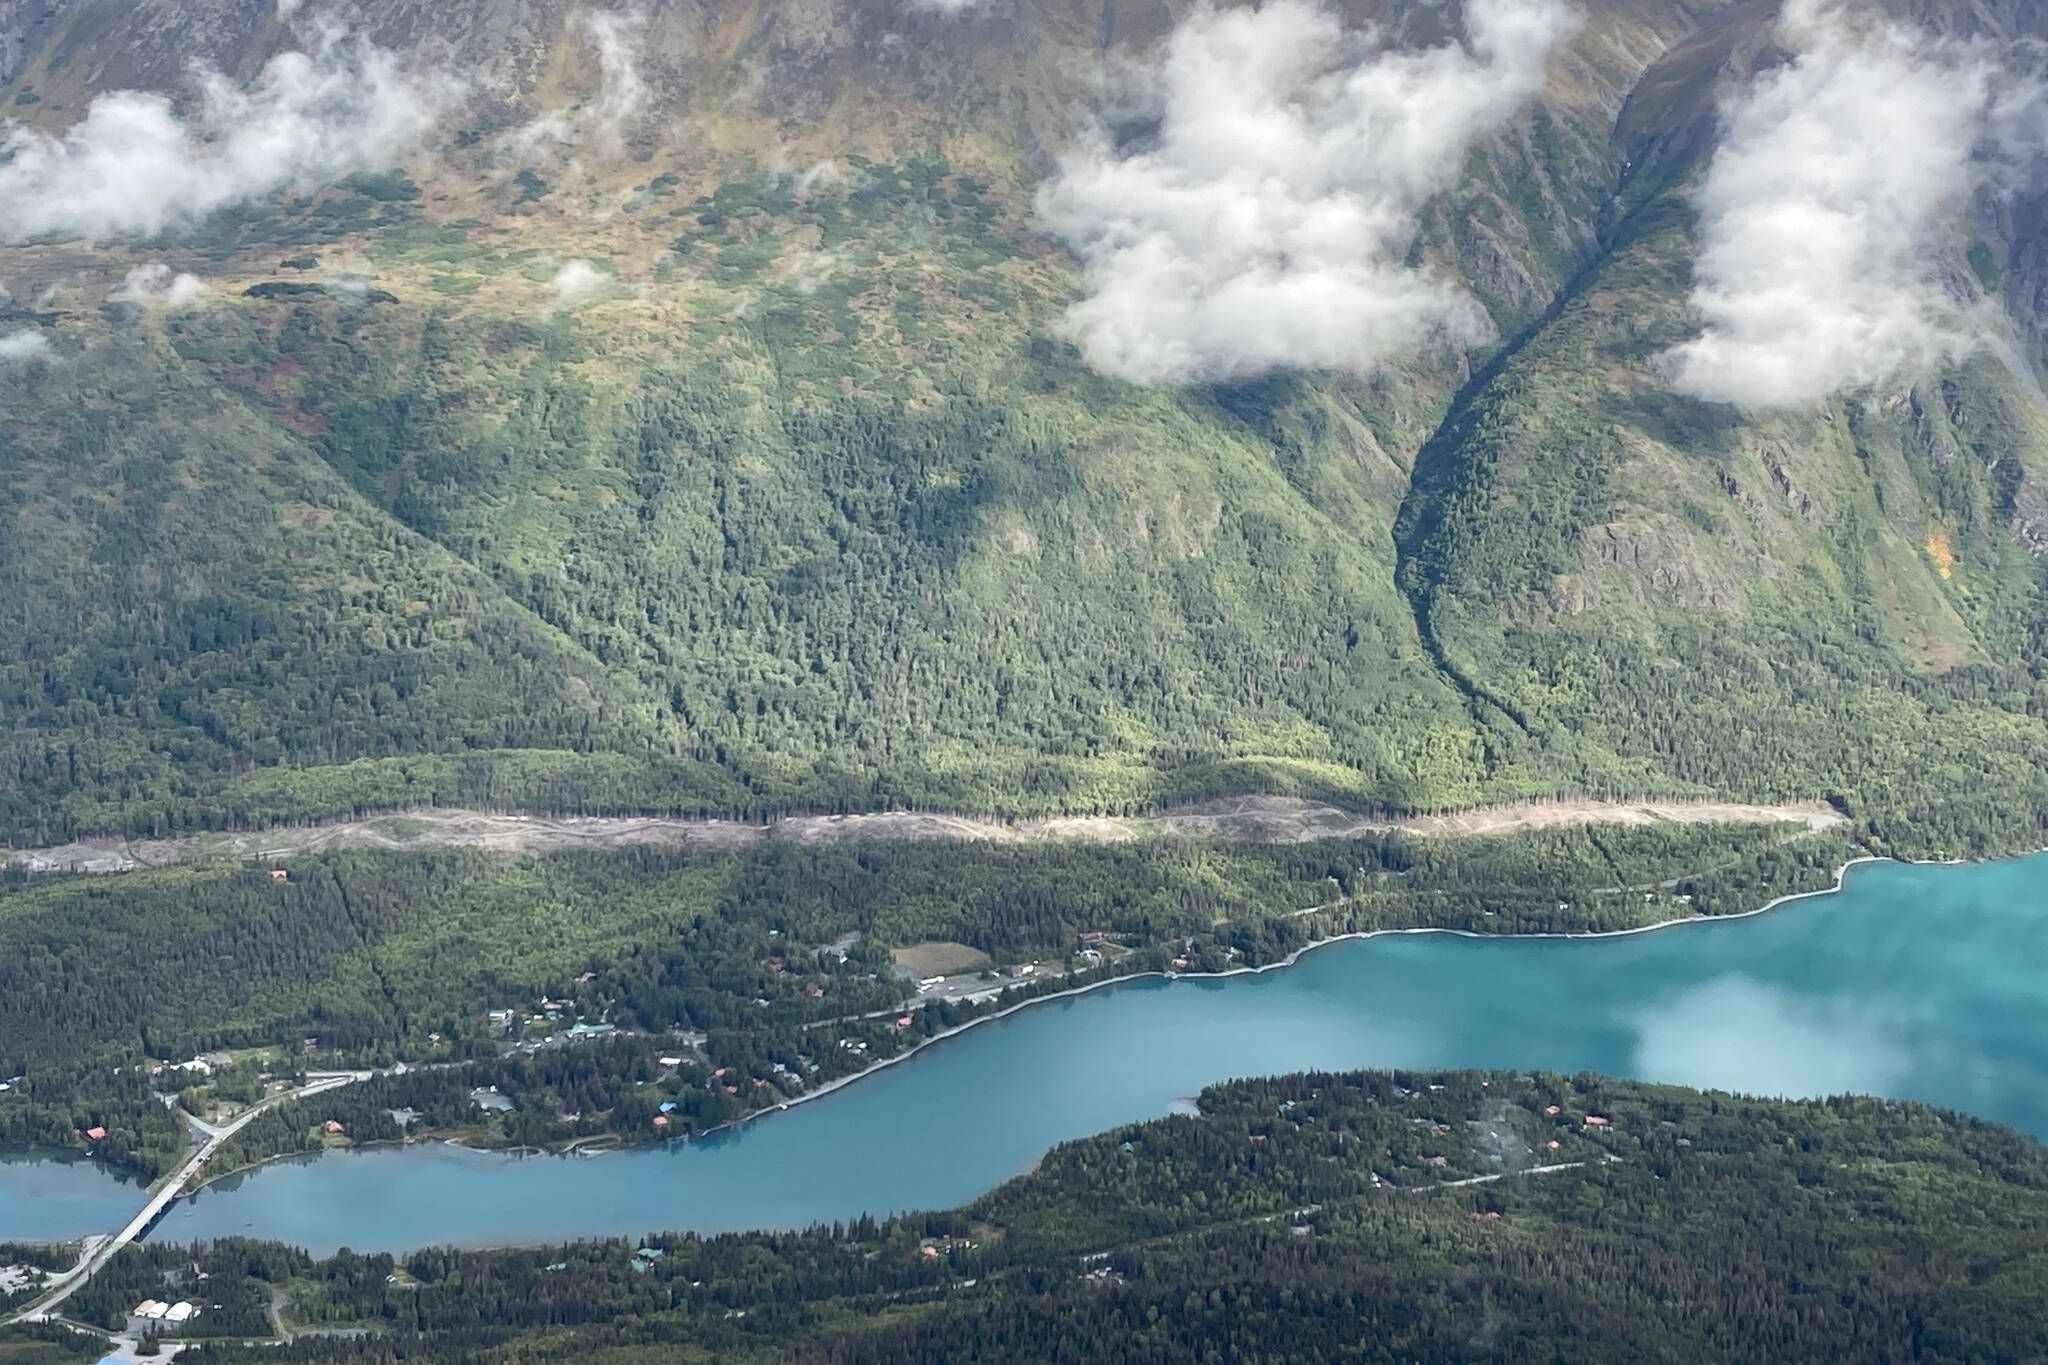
(270, 869, 290, 881)
(324, 1120, 344, 1134)
(83, 1126, 106, 1141)
(653, 1115, 669, 1127)
(1584, 1115, 1610, 1127)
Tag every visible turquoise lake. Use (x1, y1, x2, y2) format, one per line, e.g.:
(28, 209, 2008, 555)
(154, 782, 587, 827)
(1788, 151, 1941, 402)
(5, 853, 2047, 1255)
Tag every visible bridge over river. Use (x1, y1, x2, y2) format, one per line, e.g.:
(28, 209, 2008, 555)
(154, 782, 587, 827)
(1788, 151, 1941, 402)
(4, 1073, 363, 1328)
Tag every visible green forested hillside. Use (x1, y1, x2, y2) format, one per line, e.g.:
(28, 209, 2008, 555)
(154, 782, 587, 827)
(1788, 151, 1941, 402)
(0, 335, 724, 843)
(1395, 63, 2048, 828)
(1, 0, 2046, 847)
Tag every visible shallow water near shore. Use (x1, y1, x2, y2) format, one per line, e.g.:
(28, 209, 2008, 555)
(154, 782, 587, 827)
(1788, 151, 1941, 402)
(0, 1148, 149, 1244)
(6, 853, 2047, 1254)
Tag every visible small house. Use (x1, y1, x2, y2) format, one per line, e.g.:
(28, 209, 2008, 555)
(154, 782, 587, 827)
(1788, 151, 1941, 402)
(470, 1087, 515, 1114)
(127, 1301, 194, 1336)
(324, 1120, 345, 1134)
(269, 869, 290, 882)
(83, 1126, 106, 1141)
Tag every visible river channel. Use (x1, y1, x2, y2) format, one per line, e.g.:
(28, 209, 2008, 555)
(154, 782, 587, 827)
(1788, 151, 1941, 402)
(5, 853, 2046, 1254)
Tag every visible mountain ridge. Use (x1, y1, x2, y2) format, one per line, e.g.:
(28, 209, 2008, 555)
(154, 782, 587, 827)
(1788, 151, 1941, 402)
(2, 0, 2046, 852)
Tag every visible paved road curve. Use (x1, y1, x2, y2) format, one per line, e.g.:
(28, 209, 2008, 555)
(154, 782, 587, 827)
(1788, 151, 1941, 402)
(5, 1074, 362, 1326)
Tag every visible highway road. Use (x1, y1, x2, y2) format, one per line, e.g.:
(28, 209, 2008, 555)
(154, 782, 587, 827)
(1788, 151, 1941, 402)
(5, 1073, 363, 1326)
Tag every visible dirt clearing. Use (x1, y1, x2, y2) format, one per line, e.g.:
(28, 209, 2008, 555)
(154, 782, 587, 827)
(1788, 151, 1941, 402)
(890, 943, 995, 978)
(4, 796, 1845, 875)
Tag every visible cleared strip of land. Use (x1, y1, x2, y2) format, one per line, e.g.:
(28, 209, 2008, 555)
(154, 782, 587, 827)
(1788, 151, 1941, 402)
(6, 796, 1845, 874)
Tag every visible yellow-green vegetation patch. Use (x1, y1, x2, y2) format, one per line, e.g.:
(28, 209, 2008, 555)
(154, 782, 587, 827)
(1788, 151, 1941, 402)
(889, 942, 994, 978)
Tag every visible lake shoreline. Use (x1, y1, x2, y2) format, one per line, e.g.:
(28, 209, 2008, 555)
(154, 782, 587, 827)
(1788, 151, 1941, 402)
(690, 849, 1911, 1142)
(296, 847, 1926, 1163)
(29, 846, 2011, 1246)
(688, 843, 2048, 1149)
(24, 844, 2041, 1257)
(0, 1144, 158, 1204)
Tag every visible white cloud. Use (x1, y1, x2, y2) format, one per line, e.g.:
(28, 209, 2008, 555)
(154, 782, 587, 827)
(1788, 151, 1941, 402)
(1036, 0, 1575, 386)
(552, 258, 612, 307)
(575, 9, 651, 141)
(0, 330, 49, 363)
(316, 251, 382, 298)
(793, 160, 842, 199)
(784, 250, 838, 295)
(499, 109, 582, 163)
(496, 10, 653, 168)
(0, 30, 464, 243)
(1659, 0, 2012, 408)
(1629, 974, 1910, 1099)
(108, 262, 209, 308)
